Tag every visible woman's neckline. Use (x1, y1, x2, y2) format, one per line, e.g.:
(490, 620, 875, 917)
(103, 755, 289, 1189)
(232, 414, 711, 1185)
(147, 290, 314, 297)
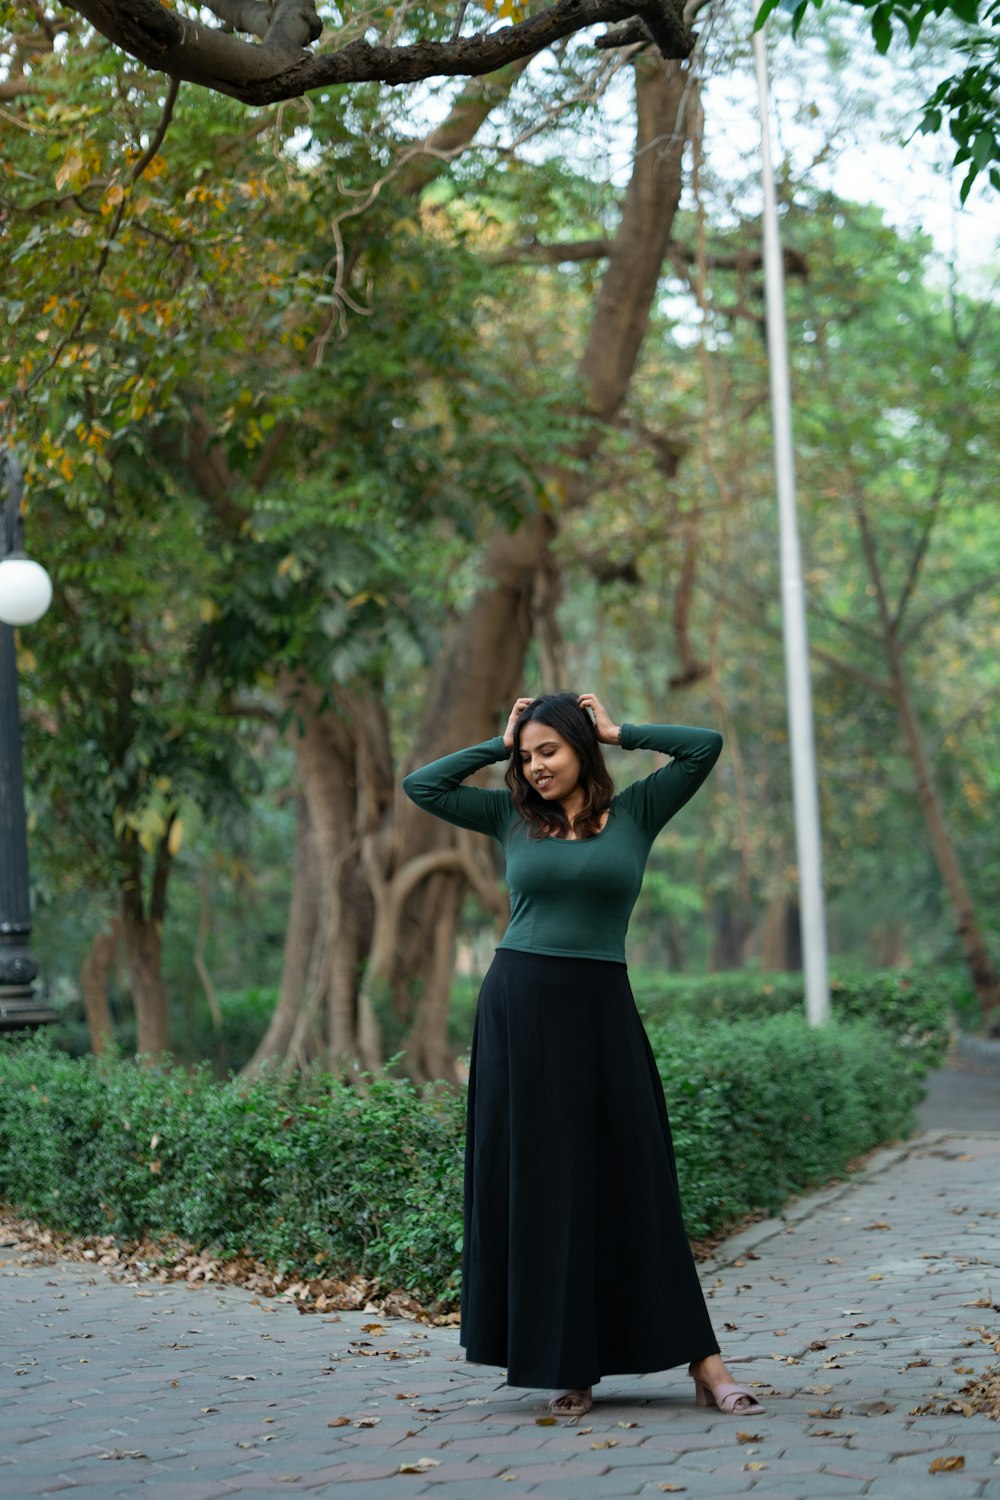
(547, 808, 612, 842)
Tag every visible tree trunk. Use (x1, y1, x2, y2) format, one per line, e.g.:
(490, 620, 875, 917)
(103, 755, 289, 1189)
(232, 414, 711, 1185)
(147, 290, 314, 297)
(382, 57, 696, 1077)
(892, 665, 999, 1031)
(246, 671, 388, 1074)
(79, 918, 120, 1054)
(121, 906, 168, 1054)
(245, 794, 320, 1073)
(854, 495, 1000, 1033)
(759, 893, 789, 972)
(709, 905, 752, 971)
(119, 834, 172, 1055)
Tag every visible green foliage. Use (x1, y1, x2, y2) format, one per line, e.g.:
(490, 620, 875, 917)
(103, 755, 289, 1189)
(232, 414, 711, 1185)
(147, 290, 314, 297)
(46, 985, 278, 1074)
(758, 0, 1000, 198)
(0, 1038, 466, 1303)
(630, 966, 955, 1072)
(0, 1017, 926, 1304)
(649, 1014, 921, 1237)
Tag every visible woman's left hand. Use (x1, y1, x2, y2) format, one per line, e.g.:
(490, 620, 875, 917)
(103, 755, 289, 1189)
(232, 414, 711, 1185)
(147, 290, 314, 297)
(578, 693, 621, 746)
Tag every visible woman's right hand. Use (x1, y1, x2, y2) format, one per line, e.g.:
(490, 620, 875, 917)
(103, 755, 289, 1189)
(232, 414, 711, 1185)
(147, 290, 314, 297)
(502, 697, 535, 750)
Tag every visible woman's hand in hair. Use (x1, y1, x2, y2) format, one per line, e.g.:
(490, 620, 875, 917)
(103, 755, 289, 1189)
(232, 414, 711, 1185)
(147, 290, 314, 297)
(578, 693, 621, 746)
(502, 697, 536, 751)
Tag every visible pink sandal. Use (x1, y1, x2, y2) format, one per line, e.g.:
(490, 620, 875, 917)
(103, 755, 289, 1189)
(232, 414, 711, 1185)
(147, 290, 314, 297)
(691, 1374, 765, 1415)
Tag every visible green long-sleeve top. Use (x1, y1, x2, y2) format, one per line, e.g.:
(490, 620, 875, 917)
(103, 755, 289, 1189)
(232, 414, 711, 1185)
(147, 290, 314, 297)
(402, 723, 723, 965)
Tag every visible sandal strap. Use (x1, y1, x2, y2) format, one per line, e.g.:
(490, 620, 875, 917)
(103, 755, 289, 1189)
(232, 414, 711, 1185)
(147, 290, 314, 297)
(713, 1383, 762, 1412)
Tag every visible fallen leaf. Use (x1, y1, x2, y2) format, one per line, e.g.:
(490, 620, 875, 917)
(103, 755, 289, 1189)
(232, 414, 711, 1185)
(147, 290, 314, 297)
(224, 1374, 256, 1382)
(200, 1407, 219, 1414)
(954, 1365, 973, 1374)
(929, 1456, 964, 1473)
(858, 1400, 895, 1416)
(810, 1428, 844, 1437)
(395, 1392, 418, 1400)
(535, 1416, 557, 1426)
(961, 1297, 994, 1309)
(100, 1450, 149, 1461)
(825, 1256, 842, 1264)
(617, 1420, 639, 1429)
(863, 1222, 891, 1231)
(576, 1426, 593, 1435)
(328, 1417, 351, 1428)
(657, 1486, 687, 1493)
(808, 1406, 845, 1419)
(361, 1322, 387, 1335)
(500, 1474, 519, 1482)
(744, 1461, 766, 1471)
(736, 1430, 765, 1443)
(398, 1457, 441, 1474)
(591, 1439, 618, 1449)
(353, 1417, 380, 1428)
(724, 1322, 738, 1331)
(804, 1384, 833, 1395)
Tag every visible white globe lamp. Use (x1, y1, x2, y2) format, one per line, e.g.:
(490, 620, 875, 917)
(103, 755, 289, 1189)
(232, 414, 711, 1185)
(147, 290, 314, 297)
(0, 555, 52, 626)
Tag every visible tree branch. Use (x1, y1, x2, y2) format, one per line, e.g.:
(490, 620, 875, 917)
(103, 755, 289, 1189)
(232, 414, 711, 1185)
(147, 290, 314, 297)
(65, 0, 695, 105)
(0, 77, 40, 100)
(897, 571, 1000, 651)
(700, 577, 893, 697)
(486, 234, 808, 278)
(890, 462, 948, 636)
(487, 236, 614, 265)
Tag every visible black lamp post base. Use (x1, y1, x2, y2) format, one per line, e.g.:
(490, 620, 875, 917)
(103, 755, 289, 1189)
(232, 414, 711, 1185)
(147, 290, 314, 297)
(0, 987, 58, 1031)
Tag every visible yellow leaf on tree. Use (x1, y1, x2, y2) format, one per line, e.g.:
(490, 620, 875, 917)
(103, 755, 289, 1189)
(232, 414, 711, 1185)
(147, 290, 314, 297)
(168, 820, 184, 856)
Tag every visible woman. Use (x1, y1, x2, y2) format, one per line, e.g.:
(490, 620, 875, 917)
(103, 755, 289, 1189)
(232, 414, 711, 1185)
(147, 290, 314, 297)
(403, 692, 763, 1420)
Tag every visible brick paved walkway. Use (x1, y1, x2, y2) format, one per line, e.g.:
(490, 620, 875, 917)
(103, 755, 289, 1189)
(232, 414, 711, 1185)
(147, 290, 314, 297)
(3, 1059, 998, 1500)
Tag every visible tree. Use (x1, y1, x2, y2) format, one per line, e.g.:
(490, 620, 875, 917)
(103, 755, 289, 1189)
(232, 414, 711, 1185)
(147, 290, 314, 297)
(660, 187, 1000, 1022)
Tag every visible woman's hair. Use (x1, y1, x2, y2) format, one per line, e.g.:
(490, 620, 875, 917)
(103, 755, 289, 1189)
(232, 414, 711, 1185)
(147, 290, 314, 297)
(505, 693, 615, 839)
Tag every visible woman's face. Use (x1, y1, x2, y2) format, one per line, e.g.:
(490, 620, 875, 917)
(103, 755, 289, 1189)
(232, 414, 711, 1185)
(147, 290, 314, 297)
(518, 719, 582, 803)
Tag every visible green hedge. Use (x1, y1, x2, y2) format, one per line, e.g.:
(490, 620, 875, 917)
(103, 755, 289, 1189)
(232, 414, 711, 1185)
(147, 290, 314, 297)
(0, 1012, 929, 1306)
(631, 966, 954, 1073)
(651, 1013, 922, 1235)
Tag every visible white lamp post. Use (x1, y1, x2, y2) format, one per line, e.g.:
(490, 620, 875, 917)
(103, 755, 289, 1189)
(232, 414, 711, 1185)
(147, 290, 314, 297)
(751, 4, 831, 1026)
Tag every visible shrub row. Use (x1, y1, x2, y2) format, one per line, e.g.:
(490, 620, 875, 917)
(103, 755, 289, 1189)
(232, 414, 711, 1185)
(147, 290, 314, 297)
(630, 965, 955, 1073)
(0, 1012, 928, 1305)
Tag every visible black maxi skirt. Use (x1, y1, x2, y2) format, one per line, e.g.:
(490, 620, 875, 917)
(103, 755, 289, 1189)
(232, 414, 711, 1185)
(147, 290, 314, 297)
(460, 948, 720, 1391)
